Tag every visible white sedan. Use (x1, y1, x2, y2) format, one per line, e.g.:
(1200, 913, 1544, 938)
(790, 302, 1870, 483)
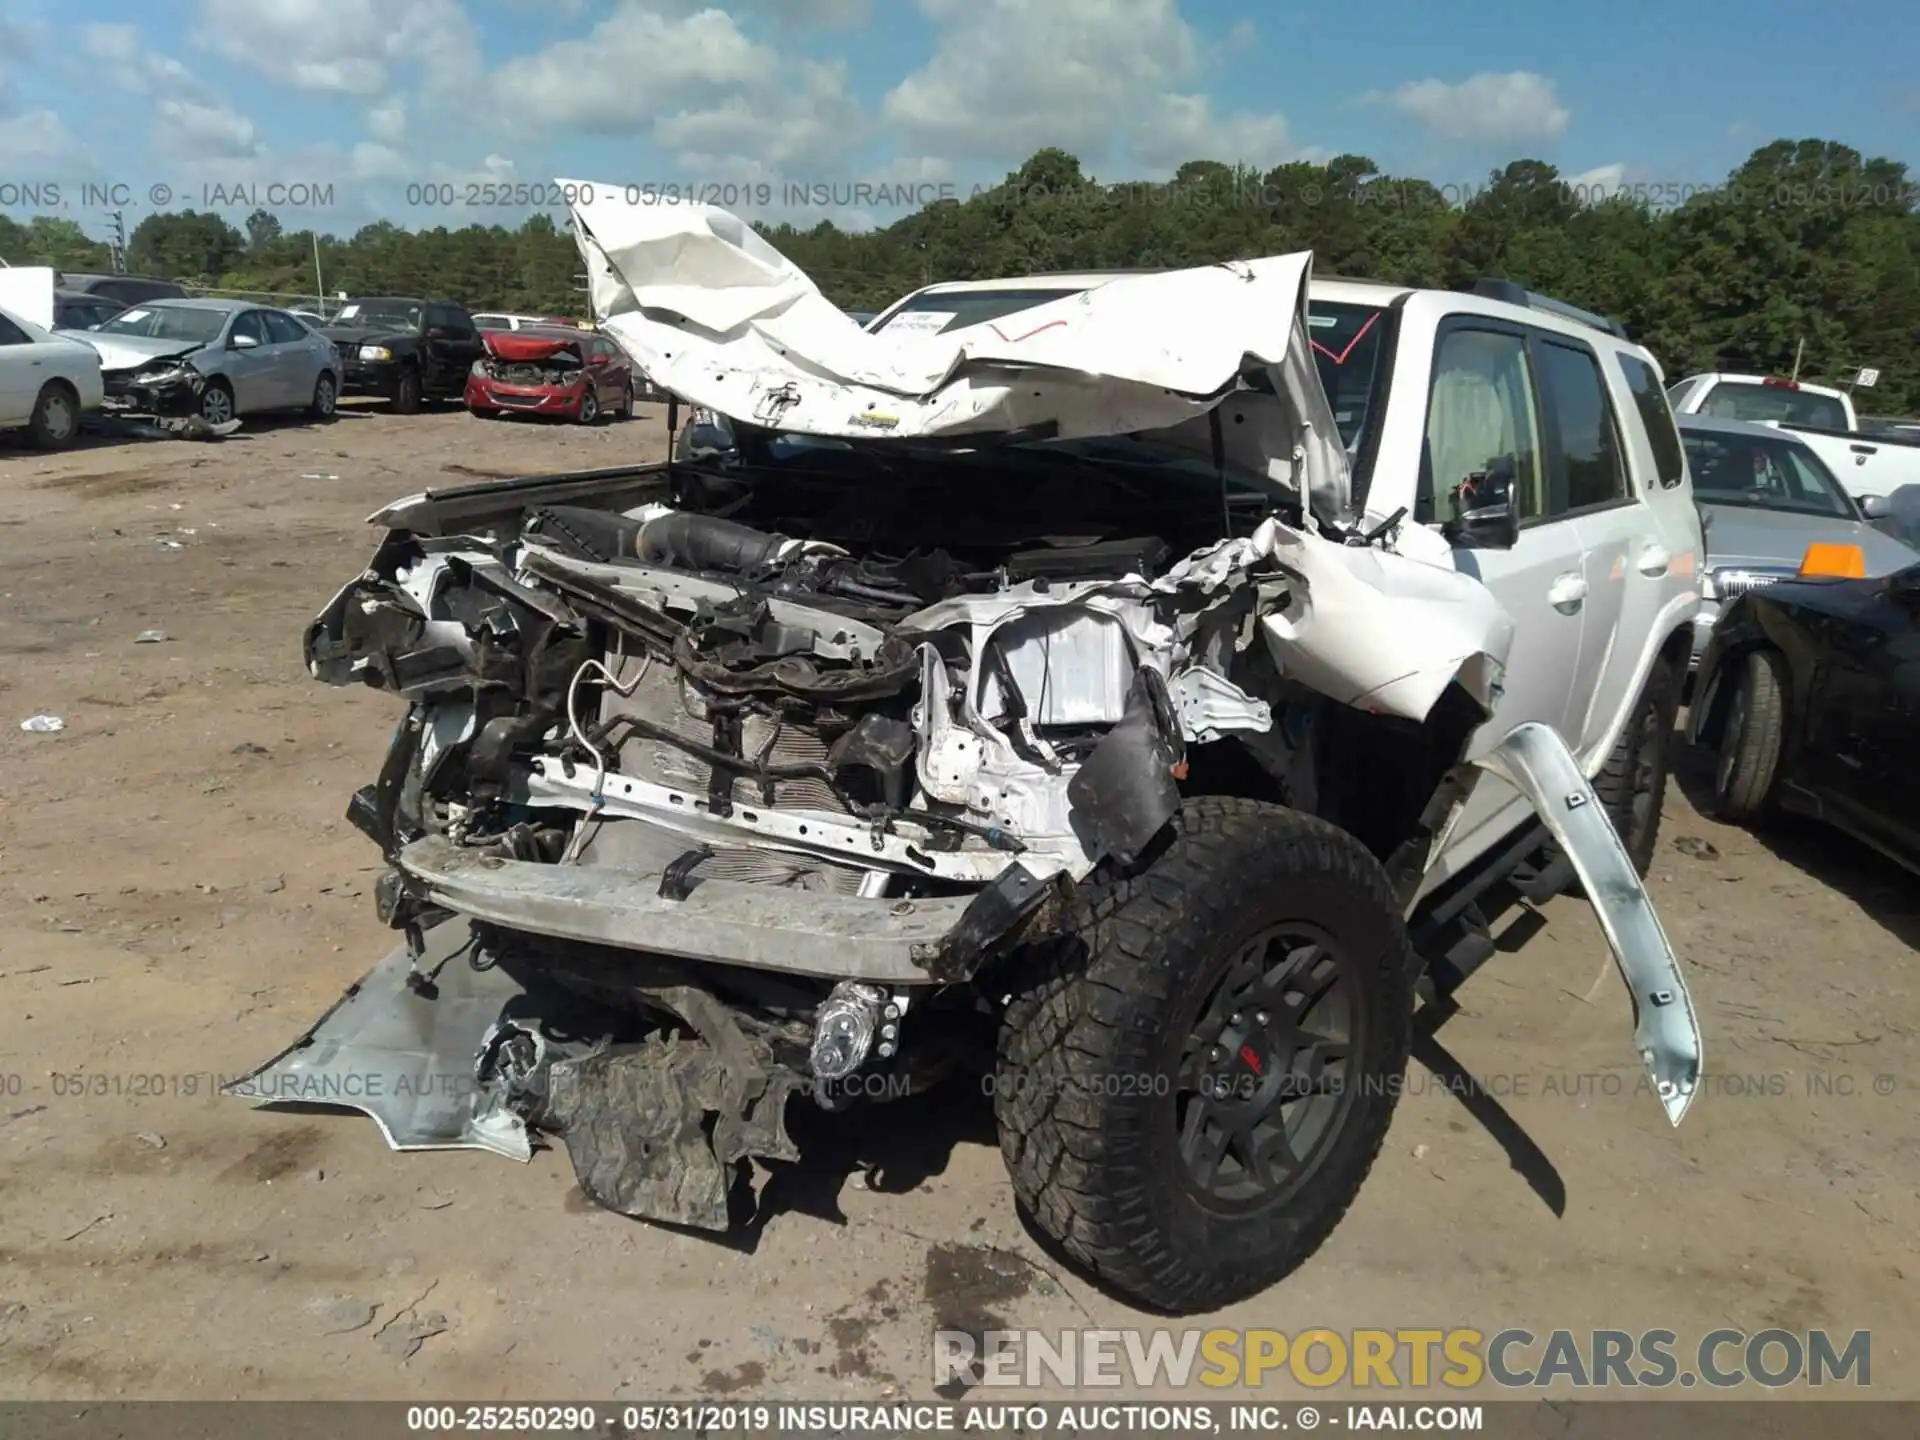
(0, 302, 104, 449)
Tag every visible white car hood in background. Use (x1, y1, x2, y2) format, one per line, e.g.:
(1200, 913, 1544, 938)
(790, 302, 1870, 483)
(560, 183, 1355, 530)
(0, 267, 57, 330)
(72, 333, 207, 370)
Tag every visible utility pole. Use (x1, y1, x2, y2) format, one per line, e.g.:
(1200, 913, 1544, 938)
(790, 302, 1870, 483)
(110, 210, 127, 273)
(312, 233, 325, 313)
(1789, 337, 1805, 384)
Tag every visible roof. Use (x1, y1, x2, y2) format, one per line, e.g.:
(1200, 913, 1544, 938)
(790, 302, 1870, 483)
(135, 296, 258, 313)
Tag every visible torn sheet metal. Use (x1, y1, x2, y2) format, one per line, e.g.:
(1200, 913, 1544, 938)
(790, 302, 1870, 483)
(1480, 722, 1702, 1125)
(222, 922, 540, 1158)
(1252, 515, 1515, 720)
(558, 185, 1354, 528)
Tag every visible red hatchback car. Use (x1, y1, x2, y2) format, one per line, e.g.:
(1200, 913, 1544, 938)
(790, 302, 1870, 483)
(465, 326, 636, 423)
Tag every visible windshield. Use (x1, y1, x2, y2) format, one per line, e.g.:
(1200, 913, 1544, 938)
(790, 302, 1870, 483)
(335, 300, 423, 329)
(1698, 381, 1849, 431)
(1683, 429, 1856, 519)
(869, 287, 1085, 336)
(1308, 302, 1389, 452)
(97, 305, 226, 344)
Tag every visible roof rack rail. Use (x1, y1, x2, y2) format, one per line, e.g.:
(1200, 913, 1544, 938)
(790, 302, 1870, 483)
(1470, 278, 1630, 340)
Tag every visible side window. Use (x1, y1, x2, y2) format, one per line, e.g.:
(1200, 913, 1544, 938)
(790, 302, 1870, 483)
(1534, 339, 1628, 512)
(0, 315, 31, 345)
(262, 311, 307, 344)
(230, 311, 268, 346)
(1618, 354, 1686, 488)
(1422, 327, 1546, 523)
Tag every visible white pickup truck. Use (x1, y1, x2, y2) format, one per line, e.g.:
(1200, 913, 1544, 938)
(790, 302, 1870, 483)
(1667, 372, 1920, 504)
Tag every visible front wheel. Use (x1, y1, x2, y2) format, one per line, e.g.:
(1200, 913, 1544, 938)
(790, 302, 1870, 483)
(994, 796, 1414, 1314)
(309, 371, 337, 420)
(198, 379, 235, 426)
(577, 389, 599, 425)
(1712, 648, 1786, 824)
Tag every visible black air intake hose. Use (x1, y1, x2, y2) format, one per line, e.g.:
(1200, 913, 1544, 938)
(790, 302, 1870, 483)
(635, 513, 793, 572)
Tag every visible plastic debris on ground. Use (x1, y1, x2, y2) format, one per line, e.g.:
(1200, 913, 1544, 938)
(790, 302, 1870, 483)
(20, 715, 66, 733)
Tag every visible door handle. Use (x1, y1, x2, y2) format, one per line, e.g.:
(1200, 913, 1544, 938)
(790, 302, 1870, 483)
(1637, 544, 1671, 577)
(1548, 571, 1587, 613)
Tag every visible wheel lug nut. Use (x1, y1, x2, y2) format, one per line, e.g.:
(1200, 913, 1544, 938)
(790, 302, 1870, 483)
(1229, 1013, 1243, 1027)
(1255, 1011, 1270, 1026)
(1209, 1046, 1224, 1062)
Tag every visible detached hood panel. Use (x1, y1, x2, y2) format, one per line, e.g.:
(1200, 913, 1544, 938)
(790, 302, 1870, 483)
(560, 183, 1354, 529)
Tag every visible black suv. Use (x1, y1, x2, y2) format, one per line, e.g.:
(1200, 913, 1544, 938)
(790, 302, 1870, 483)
(323, 297, 483, 413)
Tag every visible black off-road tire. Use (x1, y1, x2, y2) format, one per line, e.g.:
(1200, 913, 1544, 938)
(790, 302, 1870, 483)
(1711, 648, 1786, 824)
(1592, 656, 1681, 877)
(993, 796, 1415, 1314)
(392, 366, 423, 414)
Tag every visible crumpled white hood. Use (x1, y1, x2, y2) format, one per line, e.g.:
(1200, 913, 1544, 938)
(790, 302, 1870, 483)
(560, 184, 1354, 529)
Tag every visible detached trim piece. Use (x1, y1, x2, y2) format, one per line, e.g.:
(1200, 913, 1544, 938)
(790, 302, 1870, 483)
(1478, 722, 1702, 1124)
(398, 834, 976, 983)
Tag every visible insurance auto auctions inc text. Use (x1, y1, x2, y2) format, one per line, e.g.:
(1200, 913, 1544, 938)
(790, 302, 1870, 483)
(933, 1327, 1870, 1391)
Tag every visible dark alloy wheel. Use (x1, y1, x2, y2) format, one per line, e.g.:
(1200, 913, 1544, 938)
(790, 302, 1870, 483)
(994, 795, 1413, 1314)
(1175, 922, 1362, 1207)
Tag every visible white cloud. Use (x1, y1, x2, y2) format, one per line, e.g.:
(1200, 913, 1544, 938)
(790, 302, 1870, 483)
(78, 24, 264, 164)
(1366, 71, 1570, 145)
(195, 0, 482, 102)
(1565, 161, 1627, 200)
(1226, 18, 1258, 51)
(1130, 93, 1296, 172)
(884, 0, 1202, 162)
(0, 109, 92, 177)
(487, 4, 867, 178)
(155, 98, 263, 161)
(490, 8, 769, 130)
(366, 99, 407, 147)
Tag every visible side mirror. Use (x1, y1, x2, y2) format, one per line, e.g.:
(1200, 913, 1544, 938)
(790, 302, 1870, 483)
(231, 332, 259, 349)
(1859, 494, 1890, 520)
(1441, 456, 1519, 550)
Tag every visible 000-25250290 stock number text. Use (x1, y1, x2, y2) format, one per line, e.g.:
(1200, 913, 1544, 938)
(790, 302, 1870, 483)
(403, 181, 775, 209)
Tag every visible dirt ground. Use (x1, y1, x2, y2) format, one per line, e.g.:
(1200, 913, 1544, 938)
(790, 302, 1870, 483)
(1, 402, 1916, 1404)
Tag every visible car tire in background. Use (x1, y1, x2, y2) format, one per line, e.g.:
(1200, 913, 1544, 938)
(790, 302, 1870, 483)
(1712, 648, 1787, 824)
(27, 381, 81, 450)
(619, 380, 635, 420)
(198, 379, 236, 426)
(993, 796, 1413, 1314)
(1592, 657, 1680, 876)
(577, 391, 600, 426)
(393, 368, 423, 415)
(309, 372, 338, 420)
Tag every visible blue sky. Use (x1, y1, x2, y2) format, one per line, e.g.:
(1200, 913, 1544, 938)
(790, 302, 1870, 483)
(0, 0, 1913, 239)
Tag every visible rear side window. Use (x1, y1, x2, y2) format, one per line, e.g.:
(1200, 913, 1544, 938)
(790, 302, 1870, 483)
(1698, 380, 1848, 431)
(1533, 339, 1629, 512)
(0, 315, 30, 345)
(1618, 354, 1686, 488)
(1422, 327, 1546, 522)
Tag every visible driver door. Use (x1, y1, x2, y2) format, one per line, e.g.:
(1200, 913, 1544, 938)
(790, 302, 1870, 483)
(223, 310, 276, 412)
(1419, 319, 1593, 880)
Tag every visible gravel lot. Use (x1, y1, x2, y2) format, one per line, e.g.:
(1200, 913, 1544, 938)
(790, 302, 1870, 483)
(1, 402, 1916, 1401)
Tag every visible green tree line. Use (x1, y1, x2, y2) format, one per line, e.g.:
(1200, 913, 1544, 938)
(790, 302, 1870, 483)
(3, 138, 1914, 409)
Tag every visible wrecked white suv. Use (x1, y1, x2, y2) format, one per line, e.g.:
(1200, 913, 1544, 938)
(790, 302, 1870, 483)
(232, 196, 1704, 1315)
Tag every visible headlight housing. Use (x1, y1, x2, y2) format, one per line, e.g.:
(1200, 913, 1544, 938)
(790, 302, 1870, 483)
(359, 344, 392, 361)
(131, 363, 191, 386)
